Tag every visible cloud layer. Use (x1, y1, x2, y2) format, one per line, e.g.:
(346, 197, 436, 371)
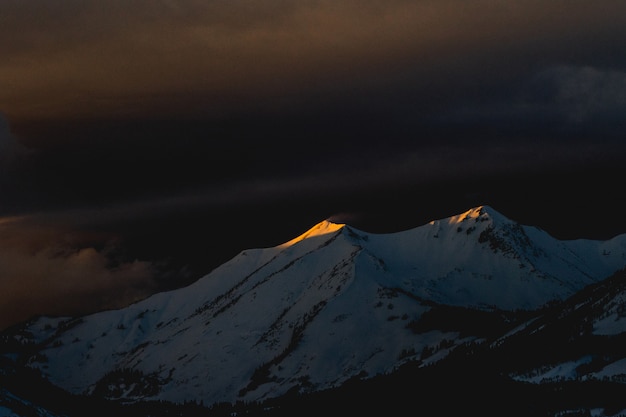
(0, 215, 156, 331)
(3, 0, 626, 121)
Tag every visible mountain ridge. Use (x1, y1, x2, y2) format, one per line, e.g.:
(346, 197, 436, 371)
(2, 205, 626, 411)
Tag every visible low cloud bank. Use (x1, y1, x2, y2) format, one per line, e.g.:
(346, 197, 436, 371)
(0, 216, 156, 331)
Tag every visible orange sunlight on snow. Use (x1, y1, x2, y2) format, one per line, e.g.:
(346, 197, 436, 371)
(278, 220, 345, 248)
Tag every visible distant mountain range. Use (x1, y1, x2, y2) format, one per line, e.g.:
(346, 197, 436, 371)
(3, 205, 626, 416)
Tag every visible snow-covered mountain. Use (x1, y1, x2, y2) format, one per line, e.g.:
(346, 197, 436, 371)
(2, 205, 626, 410)
(503, 267, 626, 386)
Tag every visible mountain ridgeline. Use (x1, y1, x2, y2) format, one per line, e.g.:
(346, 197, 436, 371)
(3, 205, 626, 416)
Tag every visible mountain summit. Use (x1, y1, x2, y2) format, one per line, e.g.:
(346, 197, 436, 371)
(3, 205, 626, 409)
(277, 218, 345, 248)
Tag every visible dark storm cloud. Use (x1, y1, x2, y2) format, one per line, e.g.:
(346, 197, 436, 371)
(0, 113, 30, 215)
(0, 113, 27, 166)
(432, 64, 626, 139)
(2, 0, 626, 228)
(3, 0, 626, 122)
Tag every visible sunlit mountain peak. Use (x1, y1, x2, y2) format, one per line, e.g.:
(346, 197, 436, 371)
(5, 206, 626, 411)
(277, 219, 345, 248)
(446, 205, 506, 225)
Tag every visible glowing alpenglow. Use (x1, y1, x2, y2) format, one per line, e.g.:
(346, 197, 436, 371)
(4, 205, 626, 408)
(277, 219, 345, 248)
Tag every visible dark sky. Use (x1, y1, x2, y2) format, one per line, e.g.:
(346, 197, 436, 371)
(2, 0, 626, 330)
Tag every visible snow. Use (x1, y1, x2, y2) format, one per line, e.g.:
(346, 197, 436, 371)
(593, 291, 626, 335)
(359, 205, 625, 310)
(511, 355, 594, 383)
(277, 220, 345, 248)
(490, 316, 542, 348)
(594, 313, 626, 335)
(591, 358, 626, 380)
(512, 356, 626, 385)
(0, 389, 60, 417)
(554, 409, 625, 417)
(0, 407, 19, 417)
(7, 205, 626, 408)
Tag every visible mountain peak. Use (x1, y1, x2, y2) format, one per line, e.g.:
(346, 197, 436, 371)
(446, 205, 508, 225)
(4, 205, 626, 410)
(277, 219, 345, 248)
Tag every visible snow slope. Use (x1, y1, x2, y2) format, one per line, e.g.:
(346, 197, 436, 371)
(500, 267, 626, 387)
(5, 205, 626, 407)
